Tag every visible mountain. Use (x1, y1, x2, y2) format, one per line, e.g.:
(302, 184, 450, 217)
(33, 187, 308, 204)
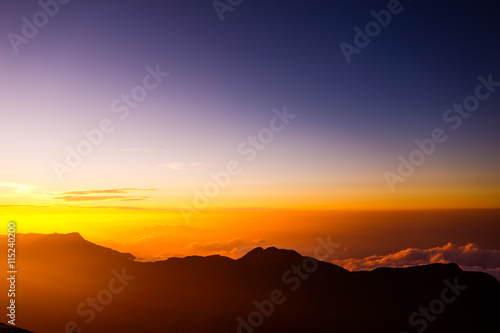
(2, 233, 499, 333)
(19, 232, 136, 261)
(0, 323, 35, 332)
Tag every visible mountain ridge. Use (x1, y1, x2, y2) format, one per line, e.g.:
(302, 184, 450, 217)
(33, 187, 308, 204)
(3, 233, 499, 333)
(0, 323, 35, 333)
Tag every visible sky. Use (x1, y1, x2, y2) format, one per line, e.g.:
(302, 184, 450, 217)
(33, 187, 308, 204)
(0, 1, 500, 260)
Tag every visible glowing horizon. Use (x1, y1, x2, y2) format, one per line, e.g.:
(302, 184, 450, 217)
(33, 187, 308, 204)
(1, 1, 499, 260)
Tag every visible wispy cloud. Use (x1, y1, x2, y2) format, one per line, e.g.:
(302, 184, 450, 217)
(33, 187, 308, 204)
(121, 147, 173, 153)
(0, 204, 178, 211)
(60, 188, 156, 195)
(53, 188, 156, 202)
(0, 182, 33, 193)
(53, 195, 150, 202)
(157, 162, 203, 170)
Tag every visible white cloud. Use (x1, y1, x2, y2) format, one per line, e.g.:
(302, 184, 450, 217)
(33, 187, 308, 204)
(0, 182, 33, 193)
(186, 239, 271, 257)
(157, 162, 203, 170)
(121, 147, 173, 153)
(331, 243, 500, 281)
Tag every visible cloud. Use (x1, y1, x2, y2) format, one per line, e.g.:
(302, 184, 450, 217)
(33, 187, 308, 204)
(0, 182, 33, 193)
(331, 243, 500, 281)
(53, 188, 155, 202)
(121, 147, 173, 153)
(53, 195, 149, 202)
(157, 162, 203, 170)
(0, 204, 44, 208)
(60, 188, 156, 195)
(0, 204, 177, 211)
(186, 239, 271, 257)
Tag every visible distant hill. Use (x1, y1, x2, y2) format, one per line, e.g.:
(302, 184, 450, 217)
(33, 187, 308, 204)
(2, 233, 499, 333)
(9, 232, 136, 261)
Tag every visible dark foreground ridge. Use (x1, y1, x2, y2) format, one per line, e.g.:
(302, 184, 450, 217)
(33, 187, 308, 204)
(2, 233, 499, 333)
(0, 323, 34, 333)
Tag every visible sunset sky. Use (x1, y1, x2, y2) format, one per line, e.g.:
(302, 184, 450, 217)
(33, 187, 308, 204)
(1, 1, 500, 260)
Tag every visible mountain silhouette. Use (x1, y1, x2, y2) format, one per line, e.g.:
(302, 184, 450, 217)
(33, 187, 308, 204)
(2, 233, 499, 333)
(0, 323, 35, 333)
(239, 247, 305, 265)
(20, 232, 135, 261)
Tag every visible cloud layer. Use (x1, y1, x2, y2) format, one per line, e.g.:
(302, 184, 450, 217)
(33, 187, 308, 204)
(186, 239, 271, 257)
(331, 243, 500, 281)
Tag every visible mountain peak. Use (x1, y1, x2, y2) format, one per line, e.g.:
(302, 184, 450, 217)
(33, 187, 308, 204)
(56, 232, 84, 238)
(40, 232, 85, 243)
(239, 246, 303, 266)
(23, 232, 135, 262)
